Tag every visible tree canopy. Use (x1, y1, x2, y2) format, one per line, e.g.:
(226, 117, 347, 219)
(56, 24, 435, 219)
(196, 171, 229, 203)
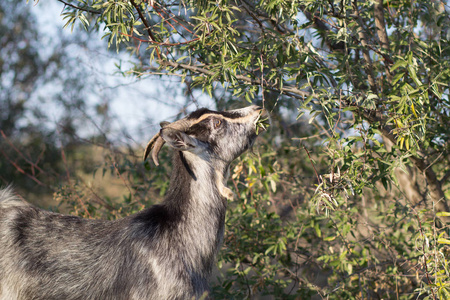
(11, 0, 450, 297)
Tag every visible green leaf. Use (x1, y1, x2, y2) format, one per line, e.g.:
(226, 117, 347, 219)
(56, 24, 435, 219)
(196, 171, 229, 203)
(407, 65, 422, 86)
(308, 111, 321, 124)
(390, 59, 407, 72)
(437, 238, 450, 245)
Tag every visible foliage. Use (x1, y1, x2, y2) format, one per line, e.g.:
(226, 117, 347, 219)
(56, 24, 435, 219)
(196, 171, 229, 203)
(8, 0, 450, 298)
(0, 0, 78, 198)
(0, 0, 121, 202)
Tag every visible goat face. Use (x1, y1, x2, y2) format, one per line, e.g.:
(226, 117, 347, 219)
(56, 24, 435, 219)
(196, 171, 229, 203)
(145, 105, 267, 166)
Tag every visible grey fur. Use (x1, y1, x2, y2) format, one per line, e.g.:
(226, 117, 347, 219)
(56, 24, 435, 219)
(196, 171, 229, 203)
(0, 106, 266, 300)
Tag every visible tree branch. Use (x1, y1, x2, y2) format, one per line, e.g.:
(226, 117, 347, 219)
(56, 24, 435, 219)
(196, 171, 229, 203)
(128, 0, 161, 60)
(300, 8, 346, 52)
(159, 59, 450, 223)
(352, 1, 378, 94)
(240, 0, 289, 35)
(129, 0, 158, 43)
(56, 0, 101, 14)
(373, 0, 393, 83)
(345, 99, 450, 221)
(120, 31, 211, 46)
(0, 148, 46, 187)
(161, 60, 311, 99)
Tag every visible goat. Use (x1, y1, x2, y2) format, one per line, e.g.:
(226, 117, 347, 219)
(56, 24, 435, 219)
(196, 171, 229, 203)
(0, 105, 267, 300)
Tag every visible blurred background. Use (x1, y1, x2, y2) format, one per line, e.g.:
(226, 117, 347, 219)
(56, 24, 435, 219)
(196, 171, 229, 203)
(1, 0, 449, 298)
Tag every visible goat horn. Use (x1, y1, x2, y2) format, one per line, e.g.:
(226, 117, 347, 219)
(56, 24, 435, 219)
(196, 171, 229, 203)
(166, 118, 191, 131)
(143, 118, 192, 166)
(143, 133, 165, 166)
(150, 136, 166, 166)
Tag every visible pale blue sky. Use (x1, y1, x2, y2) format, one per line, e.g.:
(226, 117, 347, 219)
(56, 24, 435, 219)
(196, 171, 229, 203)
(30, 0, 214, 146)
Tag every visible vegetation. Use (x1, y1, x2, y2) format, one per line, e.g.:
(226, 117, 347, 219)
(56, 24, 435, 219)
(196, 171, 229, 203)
(2, 0, 450, 298)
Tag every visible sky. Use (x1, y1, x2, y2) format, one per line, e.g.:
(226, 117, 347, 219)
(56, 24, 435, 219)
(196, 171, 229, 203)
(30, 0, 214, 146)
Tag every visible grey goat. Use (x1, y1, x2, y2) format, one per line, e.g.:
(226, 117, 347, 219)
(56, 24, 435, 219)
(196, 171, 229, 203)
(0, 105, 267, 300)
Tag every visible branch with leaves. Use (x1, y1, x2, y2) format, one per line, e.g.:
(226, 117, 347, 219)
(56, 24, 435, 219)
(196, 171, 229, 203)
(39, 0, 450, 297)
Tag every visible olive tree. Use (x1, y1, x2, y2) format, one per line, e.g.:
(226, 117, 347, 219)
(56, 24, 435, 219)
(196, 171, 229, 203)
(46, 0, 450, 298)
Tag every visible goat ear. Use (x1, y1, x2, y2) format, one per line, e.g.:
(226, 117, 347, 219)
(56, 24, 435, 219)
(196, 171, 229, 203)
(160, 128, 198, 152)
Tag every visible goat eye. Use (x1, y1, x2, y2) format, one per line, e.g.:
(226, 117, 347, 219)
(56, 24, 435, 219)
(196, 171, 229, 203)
(213, 119, 222, 129)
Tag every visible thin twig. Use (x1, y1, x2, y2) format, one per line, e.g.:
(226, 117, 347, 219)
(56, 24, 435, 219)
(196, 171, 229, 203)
(161, 60, 311, 98)
(119, 31, 211, 46)
(112, 161, 134, 200)
(0, 130, 47, 176)
(0, 148, 46, 187)
(128, 0, 161, 60)
(57, 133, 71, 183)
(155, 3, 195, 35)
(302, 145, 321, 186)
(411, 207, 437, 300)
(56, 0, 101, 14)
